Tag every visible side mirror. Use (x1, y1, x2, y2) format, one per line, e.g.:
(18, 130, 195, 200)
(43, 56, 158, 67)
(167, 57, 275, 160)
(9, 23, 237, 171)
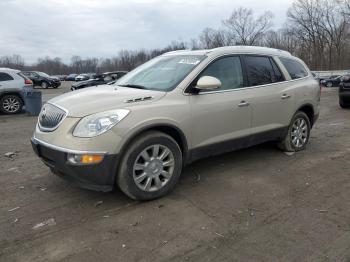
(195, 76, 221, 90)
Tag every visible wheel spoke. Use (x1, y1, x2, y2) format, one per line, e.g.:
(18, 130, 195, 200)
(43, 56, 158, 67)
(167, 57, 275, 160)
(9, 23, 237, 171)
(135, 172, 148, 183)
(159, 148, 170, 160)
(144, 177, 152, 191)
(298, 138, 304, 146)
(161, 170, 171, 178)
(152, 145, 160, 158)
(134, 163, 146, 171)
(141, 150, 151, 162)
(154, 176, 162, 189)
(163, 159, 174, 167)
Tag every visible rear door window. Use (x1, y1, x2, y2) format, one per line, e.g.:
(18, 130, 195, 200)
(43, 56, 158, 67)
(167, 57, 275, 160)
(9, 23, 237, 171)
(0, 72, 14, 81)
(279, 57, 308, 79)
(244, 56, 284, 86)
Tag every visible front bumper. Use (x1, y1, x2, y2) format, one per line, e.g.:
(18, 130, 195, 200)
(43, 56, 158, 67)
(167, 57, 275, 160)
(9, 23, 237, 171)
(31, 137, 118, 192)
(51, 82, 61, 87)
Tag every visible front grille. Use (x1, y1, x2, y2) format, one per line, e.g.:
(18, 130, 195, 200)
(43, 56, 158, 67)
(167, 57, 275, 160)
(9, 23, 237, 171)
(38, 103, 67, 131)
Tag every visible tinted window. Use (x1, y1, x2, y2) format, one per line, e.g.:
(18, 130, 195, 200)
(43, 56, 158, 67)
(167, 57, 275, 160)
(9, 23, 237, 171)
(0, 72, 14, 82)
(280, 57, 308, 79)
(198, 56, 244, 91)
(17, 72, 30, 80)
(245, 56, 283, 86)
(270, 58, 284, 82)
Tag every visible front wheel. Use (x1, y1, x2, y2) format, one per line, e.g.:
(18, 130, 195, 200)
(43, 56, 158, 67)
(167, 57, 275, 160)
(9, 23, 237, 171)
(117, 131, 183, 200)
(41, 82, 48, 89)
(278, 111, 311, 152)
(326, 82, 333, 87)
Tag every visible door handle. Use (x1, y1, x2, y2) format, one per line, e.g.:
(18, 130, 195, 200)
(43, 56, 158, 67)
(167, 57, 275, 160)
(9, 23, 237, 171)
(238, 101, 250, 107)
(281, 94, 291, 99)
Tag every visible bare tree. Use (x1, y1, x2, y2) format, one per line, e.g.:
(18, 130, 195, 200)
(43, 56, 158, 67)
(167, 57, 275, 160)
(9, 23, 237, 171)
(199, 28, 229, 48)
(0, 54, 25, 70)
(223, 8, 274, 45)
(287, 0, 350, 70)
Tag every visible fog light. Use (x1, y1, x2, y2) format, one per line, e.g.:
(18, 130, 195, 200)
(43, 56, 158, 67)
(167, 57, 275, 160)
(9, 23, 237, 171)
(68, 153, 104, 165)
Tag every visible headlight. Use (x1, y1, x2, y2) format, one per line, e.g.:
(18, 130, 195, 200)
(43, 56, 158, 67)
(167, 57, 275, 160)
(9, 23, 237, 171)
(73, 109, 129, 137)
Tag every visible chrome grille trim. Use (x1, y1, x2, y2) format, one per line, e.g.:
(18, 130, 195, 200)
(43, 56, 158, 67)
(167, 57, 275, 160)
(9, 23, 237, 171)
(38, 103, 68, 132)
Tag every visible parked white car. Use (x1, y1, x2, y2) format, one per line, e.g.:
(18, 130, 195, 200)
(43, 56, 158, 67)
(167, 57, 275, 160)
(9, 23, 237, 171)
(0, 68, 33, 114)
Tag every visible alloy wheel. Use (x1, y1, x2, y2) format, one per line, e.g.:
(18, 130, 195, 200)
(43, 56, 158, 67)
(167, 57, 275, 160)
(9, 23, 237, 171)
(2, 97, 20, 113)
(133, 144, 175, 192)
(291, 118, 308, 148)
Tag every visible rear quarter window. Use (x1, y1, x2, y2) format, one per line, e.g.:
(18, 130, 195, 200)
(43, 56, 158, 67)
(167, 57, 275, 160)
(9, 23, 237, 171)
(18, 72, 30, 80)
(279, 57, 308, 79)
(0, 72, 14, 81)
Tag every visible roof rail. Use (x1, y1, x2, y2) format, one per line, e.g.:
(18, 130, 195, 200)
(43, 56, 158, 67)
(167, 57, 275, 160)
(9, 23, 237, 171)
(162, 49, 190, 55)
(210, 46, 292, 56)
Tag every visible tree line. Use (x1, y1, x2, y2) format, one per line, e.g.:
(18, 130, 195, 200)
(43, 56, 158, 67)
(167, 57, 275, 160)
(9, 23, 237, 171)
(1, 0, 350, 75)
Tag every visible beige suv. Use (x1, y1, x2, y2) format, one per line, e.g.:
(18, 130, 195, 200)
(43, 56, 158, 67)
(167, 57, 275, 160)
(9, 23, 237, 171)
(31, 46, 320, 200)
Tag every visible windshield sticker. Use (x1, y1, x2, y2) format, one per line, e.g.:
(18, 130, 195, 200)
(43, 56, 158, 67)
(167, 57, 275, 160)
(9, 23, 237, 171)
(178, 58, 201, 65)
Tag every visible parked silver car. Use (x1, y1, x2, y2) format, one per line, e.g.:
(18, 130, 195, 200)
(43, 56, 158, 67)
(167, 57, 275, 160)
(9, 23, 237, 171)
(0, 68, 33, 114)
(31, 46, 320, 200)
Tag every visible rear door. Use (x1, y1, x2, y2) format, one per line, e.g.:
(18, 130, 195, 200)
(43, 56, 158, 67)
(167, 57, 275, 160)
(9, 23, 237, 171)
(0, 72, 17, 90)
(190, 56, 252, 151)
(243, 55, 295, 133)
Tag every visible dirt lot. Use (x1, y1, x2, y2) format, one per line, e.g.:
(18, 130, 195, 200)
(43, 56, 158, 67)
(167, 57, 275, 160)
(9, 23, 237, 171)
(0, 84, 349, 262)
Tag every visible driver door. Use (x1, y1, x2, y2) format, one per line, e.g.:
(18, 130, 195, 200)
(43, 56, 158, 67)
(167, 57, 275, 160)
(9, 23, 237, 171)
(189, 56, 252, 156)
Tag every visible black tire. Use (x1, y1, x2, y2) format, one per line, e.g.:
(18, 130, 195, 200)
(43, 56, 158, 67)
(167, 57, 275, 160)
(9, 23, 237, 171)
(41, 82, 48, 89)
(339, 98, 350, 108)
(117, 131, 183, 200)
(326, 82, 332, 87)
(278, 111, 311, 152)
(0, 94, 23, 114)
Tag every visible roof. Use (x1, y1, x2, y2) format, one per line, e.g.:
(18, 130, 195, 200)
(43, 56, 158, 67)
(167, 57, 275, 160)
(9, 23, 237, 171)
(0, 67, 20, 73)
(163, 46, 292, 58)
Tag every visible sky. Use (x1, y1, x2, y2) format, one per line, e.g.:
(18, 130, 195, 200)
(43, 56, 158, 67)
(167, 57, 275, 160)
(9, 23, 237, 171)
(0, 0, 294, 64)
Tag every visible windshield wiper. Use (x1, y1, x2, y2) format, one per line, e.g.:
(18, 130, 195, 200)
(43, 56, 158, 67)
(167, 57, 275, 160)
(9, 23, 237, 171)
(118, 84, 147, 89)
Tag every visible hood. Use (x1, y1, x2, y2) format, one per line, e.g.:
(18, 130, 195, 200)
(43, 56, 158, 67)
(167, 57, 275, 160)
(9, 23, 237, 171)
(72, 79, 96, 87)
(48, 85, 167, 117)
(45, 76, 59, 81)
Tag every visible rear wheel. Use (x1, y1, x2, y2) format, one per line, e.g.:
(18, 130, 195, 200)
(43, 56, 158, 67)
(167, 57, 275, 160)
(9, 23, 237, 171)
(0, 95, 23, 114)
(117, 131, 182, 200)
(278, 111, 311, 152)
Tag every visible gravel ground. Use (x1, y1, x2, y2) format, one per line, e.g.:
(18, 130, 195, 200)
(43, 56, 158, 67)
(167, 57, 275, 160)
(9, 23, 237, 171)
(0, 85, 349, 262)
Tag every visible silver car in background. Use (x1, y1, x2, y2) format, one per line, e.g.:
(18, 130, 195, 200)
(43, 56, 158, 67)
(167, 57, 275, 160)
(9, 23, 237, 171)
(0, 68, 33, 114)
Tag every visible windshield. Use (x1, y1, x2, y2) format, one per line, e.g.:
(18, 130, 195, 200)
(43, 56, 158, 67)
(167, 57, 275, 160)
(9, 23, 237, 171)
(38, 72, 50, 77)
(116, 55, 206, 91)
